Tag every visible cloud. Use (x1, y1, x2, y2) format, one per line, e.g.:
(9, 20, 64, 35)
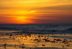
(29, 13, 72, 24)
(0, 15, 13, 23)
(33, 5, 72, 16)
(39, 5, 72, 10)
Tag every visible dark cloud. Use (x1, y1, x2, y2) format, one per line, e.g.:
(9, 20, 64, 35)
(31, 14, 72, 24)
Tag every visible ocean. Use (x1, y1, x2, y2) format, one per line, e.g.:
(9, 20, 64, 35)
(0, 24, 72, 34)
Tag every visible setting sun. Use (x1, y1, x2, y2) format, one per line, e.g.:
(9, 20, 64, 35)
(12, 10, 36, 24)
(14, 16, 29, 24)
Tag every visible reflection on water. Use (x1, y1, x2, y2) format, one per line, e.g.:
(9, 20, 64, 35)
(0, 31, 72, 49)
(50, 36, 72, 40)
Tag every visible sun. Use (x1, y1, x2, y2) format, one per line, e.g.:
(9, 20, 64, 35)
(12, 10, 36, 24)
(16, 16, 27, 20)
(15, 16, 29, 24)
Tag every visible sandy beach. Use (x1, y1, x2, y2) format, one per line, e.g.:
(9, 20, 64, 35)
(0, 33, 72, 49)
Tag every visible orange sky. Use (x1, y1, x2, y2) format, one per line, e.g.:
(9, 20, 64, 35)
(0, 0, 72, 24)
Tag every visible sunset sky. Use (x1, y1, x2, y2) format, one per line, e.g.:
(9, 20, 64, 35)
(0, 0, 72, 24)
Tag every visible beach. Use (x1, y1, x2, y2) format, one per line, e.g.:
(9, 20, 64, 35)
(0, 32, 72, 49)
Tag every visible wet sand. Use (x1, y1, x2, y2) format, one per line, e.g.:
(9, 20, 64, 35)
(0, 33, 72, 49)
(31, 47, 66, 49)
